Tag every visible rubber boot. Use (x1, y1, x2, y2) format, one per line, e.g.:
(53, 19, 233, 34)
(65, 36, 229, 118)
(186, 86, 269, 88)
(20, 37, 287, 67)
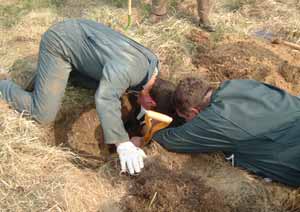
(197, 0, 215, 32)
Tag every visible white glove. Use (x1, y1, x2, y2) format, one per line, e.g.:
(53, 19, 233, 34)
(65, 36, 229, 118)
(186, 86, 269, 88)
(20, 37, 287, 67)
(117, 141, 147, 175)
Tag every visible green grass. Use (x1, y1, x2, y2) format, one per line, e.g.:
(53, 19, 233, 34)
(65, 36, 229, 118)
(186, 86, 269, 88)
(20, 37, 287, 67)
(223, 0, 256, 12)
(107, 0, 128, 8)
(139, 1, 152, 19)
(0, 4, 26, 27)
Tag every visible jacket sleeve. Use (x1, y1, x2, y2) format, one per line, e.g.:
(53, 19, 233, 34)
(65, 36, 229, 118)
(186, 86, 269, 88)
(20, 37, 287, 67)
(95, 63, 131, 144)
(152, 113, 235, 153)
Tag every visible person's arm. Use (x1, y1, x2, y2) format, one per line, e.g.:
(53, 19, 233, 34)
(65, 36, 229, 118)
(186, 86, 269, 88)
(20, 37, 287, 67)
(152, 114, 234, 153)
(95, 63, 130, 145)
(95, 62, 147, 175)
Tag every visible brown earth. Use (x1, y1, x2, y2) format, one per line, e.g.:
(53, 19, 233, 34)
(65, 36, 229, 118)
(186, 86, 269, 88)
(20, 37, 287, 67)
(118, 144, 292, 212)
(189, 29, 300, 95)
(1, 0, 300, 211)
(51, 105, 104, 158)
(121, 156, 229, 212)
(7, 30, 300, 211)
(45, 92, 143, 164)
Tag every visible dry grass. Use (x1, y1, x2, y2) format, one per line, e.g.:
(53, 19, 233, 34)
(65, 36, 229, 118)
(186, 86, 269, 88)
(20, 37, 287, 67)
(0, 0, 300, 211)
(0, 101, 126, 211)
(211, 0, 300, 42)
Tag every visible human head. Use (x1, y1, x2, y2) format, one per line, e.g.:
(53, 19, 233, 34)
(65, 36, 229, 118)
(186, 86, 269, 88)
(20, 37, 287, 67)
(124, 77, 176, 137)
(150, 78, 176, 116)
(174, 77, 213, 121)
(139, 76, 176, 115)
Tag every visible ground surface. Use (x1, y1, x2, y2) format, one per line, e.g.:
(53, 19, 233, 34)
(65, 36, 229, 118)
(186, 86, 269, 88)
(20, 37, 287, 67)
(1, 0, 300, 211)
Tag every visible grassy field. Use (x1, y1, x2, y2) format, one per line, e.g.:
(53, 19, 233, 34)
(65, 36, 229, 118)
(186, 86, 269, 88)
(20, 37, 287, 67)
(0, 0, 300, 211)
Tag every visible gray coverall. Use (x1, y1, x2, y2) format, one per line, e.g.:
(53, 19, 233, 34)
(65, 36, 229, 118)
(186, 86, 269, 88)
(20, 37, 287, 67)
(0, 19, 158, 144)
(153, 80, 300, 187)
(152, 0, 212, 24)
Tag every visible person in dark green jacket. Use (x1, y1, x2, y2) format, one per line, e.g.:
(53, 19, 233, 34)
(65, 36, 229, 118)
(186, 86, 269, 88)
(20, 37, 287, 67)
(0, 19, 162, 175)
(152, 77, 300, 187)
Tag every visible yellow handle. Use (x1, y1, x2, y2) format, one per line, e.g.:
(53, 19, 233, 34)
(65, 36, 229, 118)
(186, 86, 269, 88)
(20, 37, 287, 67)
(128, 0, 132, 15)
(143, 110, 173, 144)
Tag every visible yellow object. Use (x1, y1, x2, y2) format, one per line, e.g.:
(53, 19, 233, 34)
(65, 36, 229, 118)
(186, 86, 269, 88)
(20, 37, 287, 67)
(128, 0, 132, 15)
(125, 0, 132, 30)
(143, 110, 173, 144)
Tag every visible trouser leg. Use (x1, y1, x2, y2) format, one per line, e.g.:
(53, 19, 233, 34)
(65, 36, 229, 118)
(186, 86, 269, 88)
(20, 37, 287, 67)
(151, 0, 168, 16)
(0, 32, 72, 124)
(24, 69, 99, 92)
(197, 0, 215, 31)
(197, 0, 211, 24)
(0, 80, 33, 114)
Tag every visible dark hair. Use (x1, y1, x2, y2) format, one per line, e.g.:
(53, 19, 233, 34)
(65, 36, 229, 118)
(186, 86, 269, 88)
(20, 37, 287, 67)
(174, 77, 212, 114)
(150, 78, 176, 116)
(122, 78, 177, 137)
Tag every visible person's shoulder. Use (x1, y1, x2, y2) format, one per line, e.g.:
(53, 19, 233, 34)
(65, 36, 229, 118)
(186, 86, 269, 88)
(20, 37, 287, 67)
(216, 79, 261, 93)
(220, 79, 261, 87)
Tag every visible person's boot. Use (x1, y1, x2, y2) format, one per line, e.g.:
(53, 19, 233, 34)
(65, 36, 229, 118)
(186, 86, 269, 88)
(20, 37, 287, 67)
(197, 0, 215, 32)
(0, 67, 10, 80)
(149, 0, 168, 24)
(149, 13, 167, 24)
(199, 21, 215, 32)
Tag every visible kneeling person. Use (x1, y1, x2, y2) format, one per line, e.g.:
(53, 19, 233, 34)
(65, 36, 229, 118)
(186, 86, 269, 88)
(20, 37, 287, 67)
(0, 19, 165, 175)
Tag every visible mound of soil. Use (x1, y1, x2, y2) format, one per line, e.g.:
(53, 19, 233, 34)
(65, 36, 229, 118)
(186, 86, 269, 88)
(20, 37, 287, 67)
(121, 157, 229, 212)
(189, 31, 300, 95)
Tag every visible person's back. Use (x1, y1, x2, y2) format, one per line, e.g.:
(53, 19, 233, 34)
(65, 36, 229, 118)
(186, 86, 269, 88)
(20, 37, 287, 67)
(209, 80, 300, 186)
(45, 19, 156, 84)
(211, 80, 300, 139)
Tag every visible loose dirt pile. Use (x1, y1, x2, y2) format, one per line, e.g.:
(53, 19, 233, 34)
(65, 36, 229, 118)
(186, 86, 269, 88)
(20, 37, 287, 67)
(189, 29, 300, 95)
(121, 157, 229, 212)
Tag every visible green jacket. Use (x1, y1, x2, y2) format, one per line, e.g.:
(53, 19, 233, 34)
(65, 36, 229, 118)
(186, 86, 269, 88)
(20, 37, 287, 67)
(154, 80, 300, 187)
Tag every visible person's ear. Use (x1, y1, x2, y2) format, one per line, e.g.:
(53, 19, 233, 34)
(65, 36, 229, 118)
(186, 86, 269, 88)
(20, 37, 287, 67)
(190, 107, 200, 115)
(183, 107, 200, 121)
(139, 92, 157, 110)
(176, 107, 200, 121)
(143, 71, 158, 93)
